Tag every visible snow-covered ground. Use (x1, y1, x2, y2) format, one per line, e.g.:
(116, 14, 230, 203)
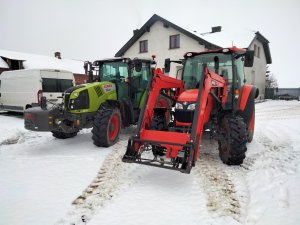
(1, 100, 300, 225)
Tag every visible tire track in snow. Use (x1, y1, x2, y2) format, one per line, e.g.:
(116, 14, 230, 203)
(253, 129, 300, 175)
(55, 136, 143, 225)
(192, 140, 249, 223)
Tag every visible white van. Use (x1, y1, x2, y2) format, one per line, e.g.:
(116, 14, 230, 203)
(0, 69, 75, 112)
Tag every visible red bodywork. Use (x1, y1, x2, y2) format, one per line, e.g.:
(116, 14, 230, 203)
(237, 85, 257, 138)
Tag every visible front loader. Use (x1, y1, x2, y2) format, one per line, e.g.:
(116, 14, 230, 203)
(122, 47, 258, 173)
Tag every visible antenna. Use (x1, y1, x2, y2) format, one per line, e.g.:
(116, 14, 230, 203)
(200, 26, 222, 36)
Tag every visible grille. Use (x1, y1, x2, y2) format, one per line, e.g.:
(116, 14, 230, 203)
(174, 110, 194, 123)
(94, 86, 103, 97)
(70, 90, 89, 110)
(64, 85, 85, 110)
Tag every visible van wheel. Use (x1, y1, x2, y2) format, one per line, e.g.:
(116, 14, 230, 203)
(52, 130, 78, 139)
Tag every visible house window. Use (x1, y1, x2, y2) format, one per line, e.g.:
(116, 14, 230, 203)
(139, 40, 148, 53)
(254, 44, 260, 58)
(170, 34, 180, 49)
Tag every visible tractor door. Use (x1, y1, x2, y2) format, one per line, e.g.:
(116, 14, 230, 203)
(129, 62, 151, 109)
(100, 61, 129, 100)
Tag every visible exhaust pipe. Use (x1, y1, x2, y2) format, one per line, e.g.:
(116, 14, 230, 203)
(84, 61, 93, 83)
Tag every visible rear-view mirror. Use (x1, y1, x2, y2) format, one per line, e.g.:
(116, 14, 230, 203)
(244, 50, 254, 67)
(134, 60, 142, 72)
(164, 58, 171, 73)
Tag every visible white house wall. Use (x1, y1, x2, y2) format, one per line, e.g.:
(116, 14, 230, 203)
(122, 21, 207, 77)
(244, 39, 267, 100)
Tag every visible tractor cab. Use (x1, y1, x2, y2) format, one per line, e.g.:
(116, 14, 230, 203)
(92, 58, 153, 110)
(178, 47, 254, 115)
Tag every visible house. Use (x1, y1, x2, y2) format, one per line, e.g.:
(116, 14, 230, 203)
(115, 14, 272, 99)
(244, 32, 272, 100)
(0, 49, 87, 85)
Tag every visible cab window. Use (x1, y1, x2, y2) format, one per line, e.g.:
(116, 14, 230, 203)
(100, 62, 128, 81)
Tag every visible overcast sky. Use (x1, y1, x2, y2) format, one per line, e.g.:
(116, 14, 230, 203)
(0, 0, 299, 87)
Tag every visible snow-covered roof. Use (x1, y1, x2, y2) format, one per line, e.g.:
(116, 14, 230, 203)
(0, 49, 85, 74)
(0, 57, 9, 68)
(185, 27, 256, 49)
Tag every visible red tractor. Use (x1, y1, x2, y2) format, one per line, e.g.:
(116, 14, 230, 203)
(122, 47, 258, 174)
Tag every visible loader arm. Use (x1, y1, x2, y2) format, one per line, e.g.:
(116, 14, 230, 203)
(137, 68, 184, 134)
(123, 67, 227, 173)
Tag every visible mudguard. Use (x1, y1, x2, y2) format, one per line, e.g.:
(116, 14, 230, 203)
(237, 85, 258, 142)
(237, 85, 258, 124)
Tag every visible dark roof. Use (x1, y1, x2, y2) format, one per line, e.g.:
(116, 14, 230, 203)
(115, 14, 221, 57)
(254, 31, 272, 64)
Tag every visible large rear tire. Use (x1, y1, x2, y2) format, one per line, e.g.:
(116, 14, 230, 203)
(52, 130, 78, 139)
(92, 105, 121, 147)
(218, 115, 247, 165)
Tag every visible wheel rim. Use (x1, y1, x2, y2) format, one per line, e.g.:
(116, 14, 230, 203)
(108, 114, 120, 141)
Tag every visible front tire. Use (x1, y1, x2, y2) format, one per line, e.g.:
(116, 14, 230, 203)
(92, 105, 121, 147)
(218, 115, 247, 165)
(52, 130, 78, 139)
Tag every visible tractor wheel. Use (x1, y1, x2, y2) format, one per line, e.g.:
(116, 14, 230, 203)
(92, 105, 121, 147)
(218, 115, 247, 165)
(52, 130, 78, 139)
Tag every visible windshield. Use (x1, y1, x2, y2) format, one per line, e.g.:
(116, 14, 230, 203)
(182, 53, 233, 89)
(99, 61, 129, 81)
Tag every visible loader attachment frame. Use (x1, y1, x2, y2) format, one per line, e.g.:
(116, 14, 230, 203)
(123, 67, 227, 173)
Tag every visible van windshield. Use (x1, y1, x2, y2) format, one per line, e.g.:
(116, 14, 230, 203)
(42, 78, 73, 92)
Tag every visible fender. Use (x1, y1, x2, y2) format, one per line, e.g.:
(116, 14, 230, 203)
(237, 85, 259, 125)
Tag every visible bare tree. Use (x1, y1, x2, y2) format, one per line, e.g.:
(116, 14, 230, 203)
(265, 66, 278, 88)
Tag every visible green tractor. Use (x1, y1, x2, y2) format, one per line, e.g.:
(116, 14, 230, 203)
(24, 57, 170, 147)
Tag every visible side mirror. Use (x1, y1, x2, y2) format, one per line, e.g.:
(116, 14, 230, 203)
(84, 61, 93, 83)
(214, 56, 219, 74)
(164, 58, 171, 73)
(244, 50, 254, 67)
(133, 59, 142, 72)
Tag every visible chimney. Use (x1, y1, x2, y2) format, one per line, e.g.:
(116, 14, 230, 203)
(133, 29, 139, 36)
(54, 52, 61, 59)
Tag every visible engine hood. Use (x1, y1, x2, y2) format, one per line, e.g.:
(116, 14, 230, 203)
(177, 89, 198, 102)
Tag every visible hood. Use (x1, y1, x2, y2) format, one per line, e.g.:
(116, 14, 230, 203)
(177, 89, 198, 102)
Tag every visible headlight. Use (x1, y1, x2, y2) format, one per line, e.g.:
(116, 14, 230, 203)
(73, 92, 79, 97)
(187, 103, 196, 110)
(175, 103, 183, 109)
